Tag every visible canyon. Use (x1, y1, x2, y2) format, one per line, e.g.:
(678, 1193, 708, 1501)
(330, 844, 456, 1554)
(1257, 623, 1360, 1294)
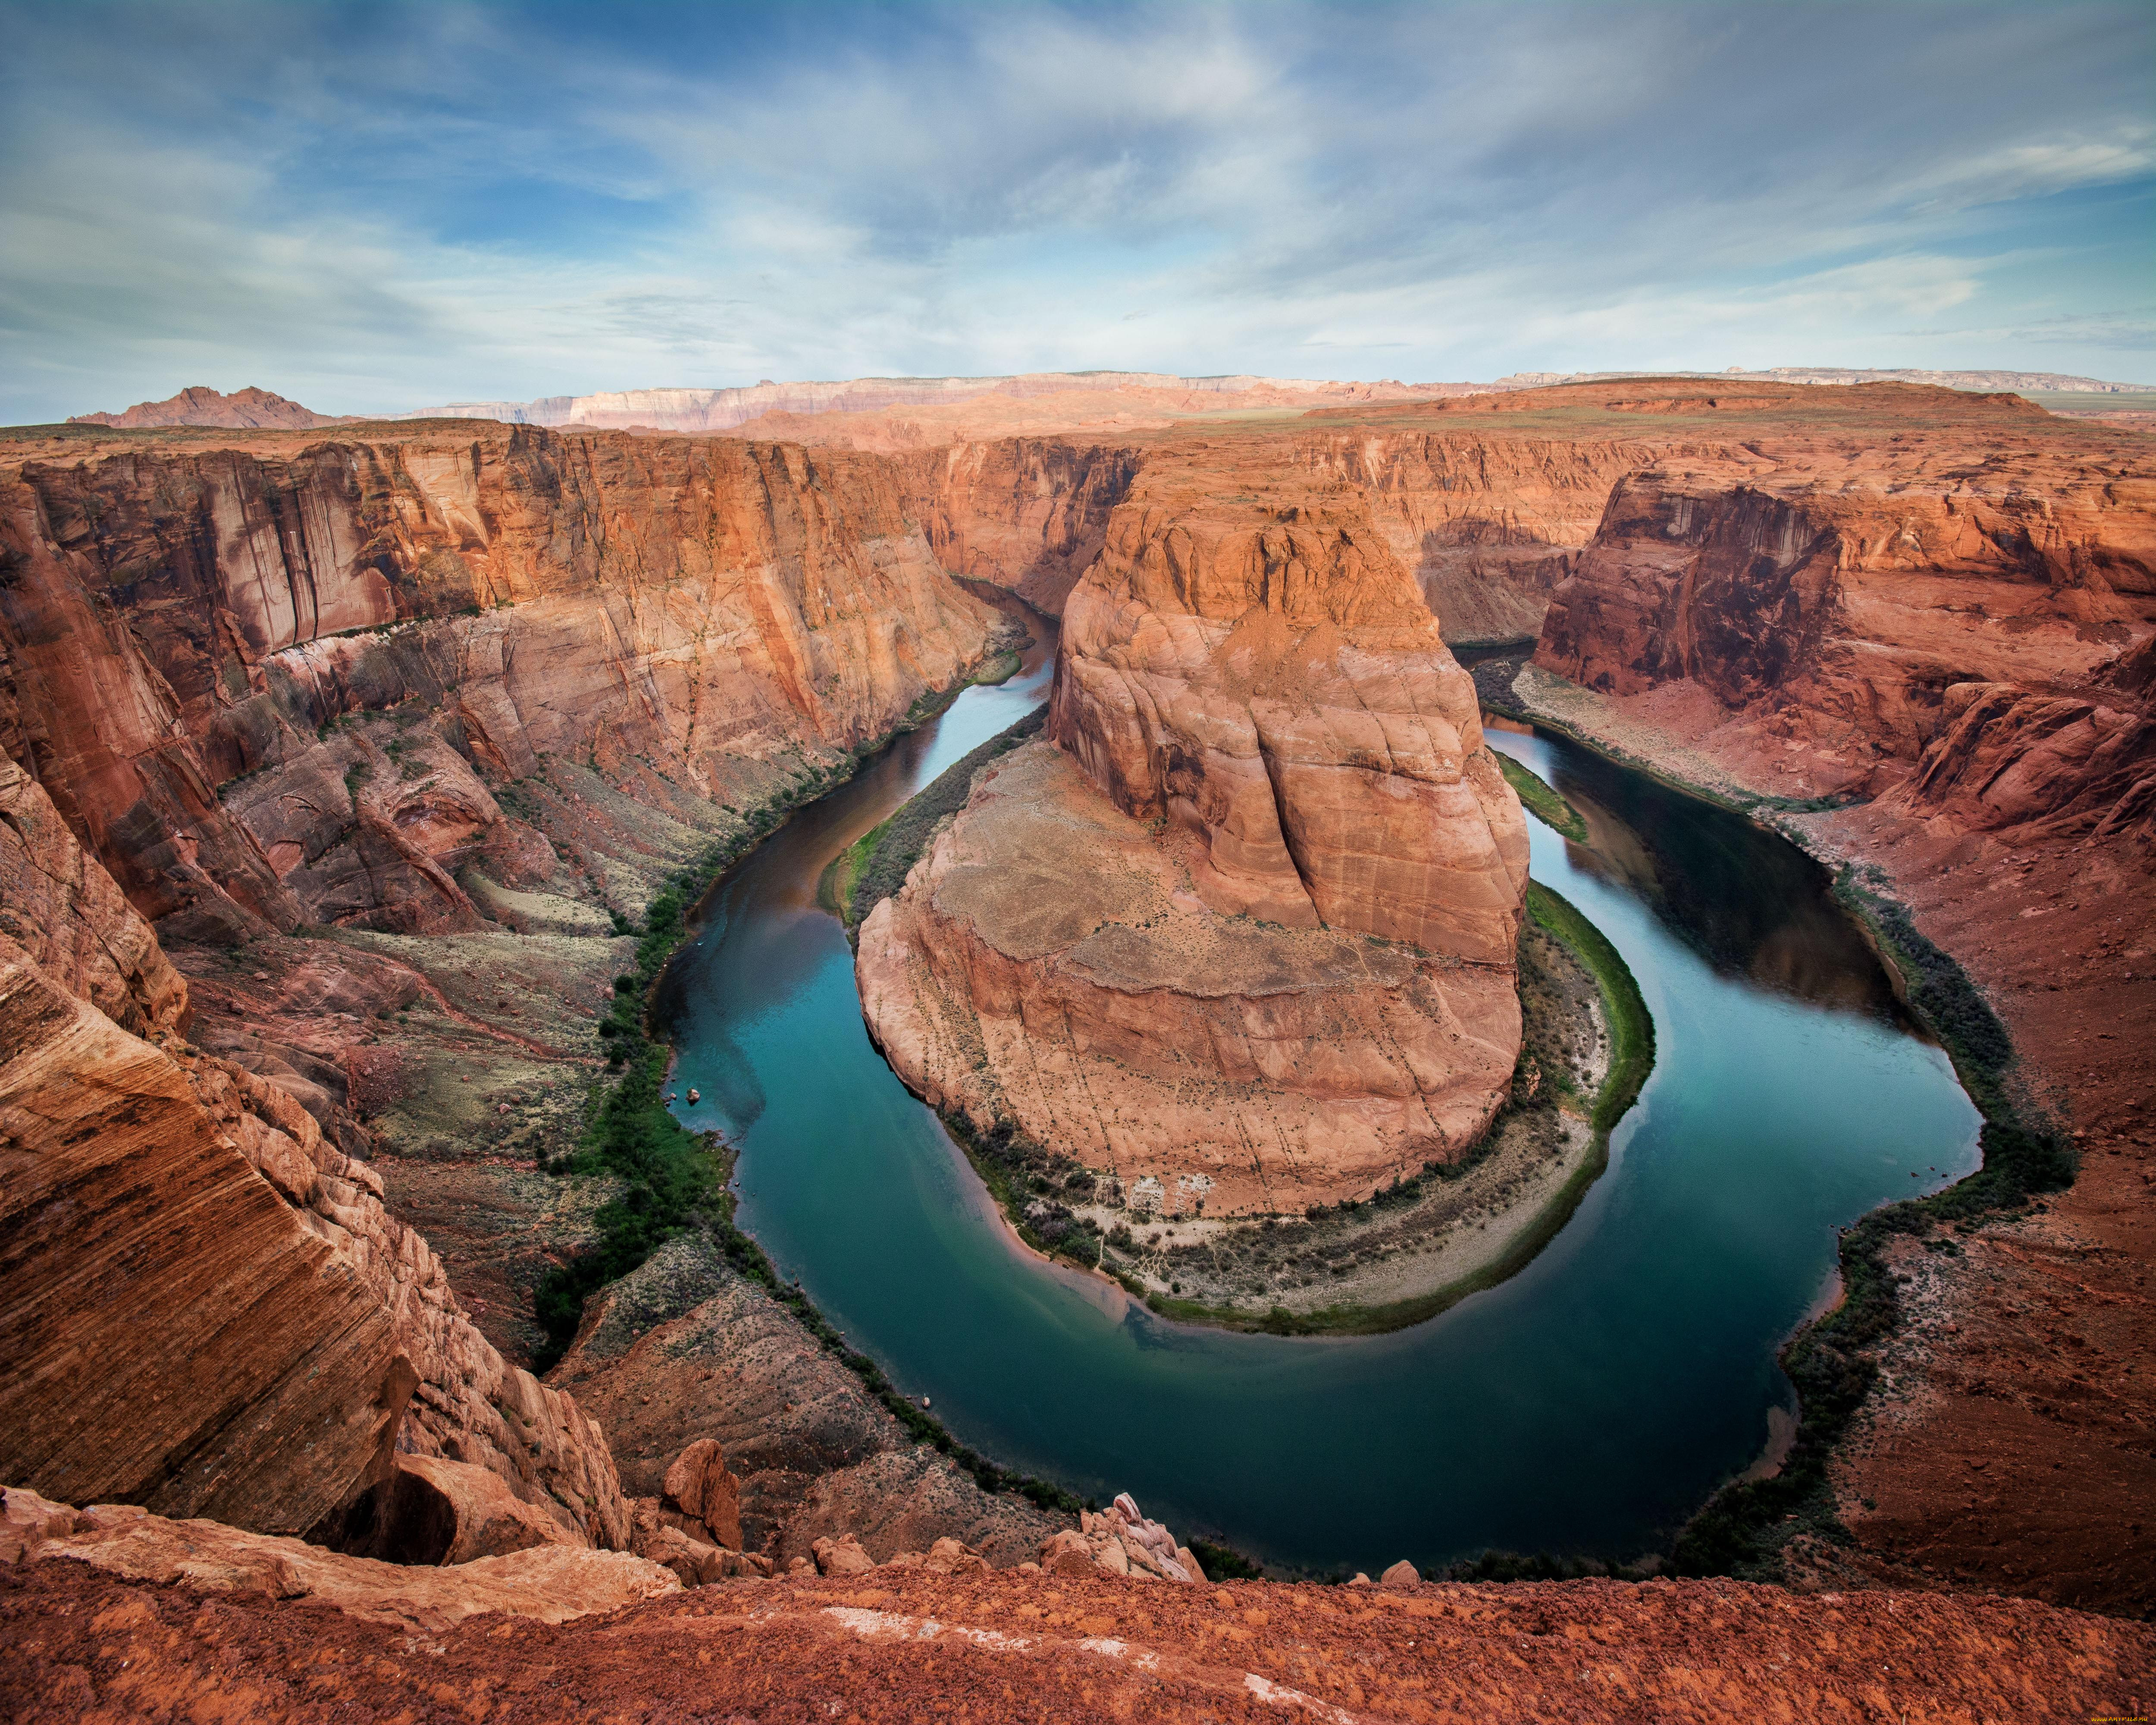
(1, 373, 2152, 1706)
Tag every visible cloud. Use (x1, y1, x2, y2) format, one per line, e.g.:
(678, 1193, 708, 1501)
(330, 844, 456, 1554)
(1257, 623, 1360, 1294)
(0, 0, 2150, 421)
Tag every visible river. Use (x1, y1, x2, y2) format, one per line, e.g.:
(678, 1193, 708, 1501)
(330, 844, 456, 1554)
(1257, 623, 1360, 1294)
(655, 618, 1979, 1574)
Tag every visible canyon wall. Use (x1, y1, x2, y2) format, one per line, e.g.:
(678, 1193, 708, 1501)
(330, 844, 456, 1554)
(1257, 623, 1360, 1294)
(1274, 430, 1659, 644)
(900, 438, 1142, 615)
(1, 428, 1003, 939)
(0, 766, 626, 1545)
(1502, 379, 2156, 1611)
(1534, 405, 2156, 837)
(859, 443, 1530, 1211)
(0, 423, 1015, 1556)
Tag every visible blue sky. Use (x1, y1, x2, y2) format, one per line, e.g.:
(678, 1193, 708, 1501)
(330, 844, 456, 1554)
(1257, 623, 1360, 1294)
(3, 0, 2150, 422)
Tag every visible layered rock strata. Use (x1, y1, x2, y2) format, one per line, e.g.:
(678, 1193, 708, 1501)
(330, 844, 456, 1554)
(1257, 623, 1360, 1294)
(0, 429, 1003, 939)
(0, 767, 626, 1548)
(1501, 376, 2156, 1612)
(861, 454, 1528, 1211)
(4, 1489, 675, 1634)
(860, 743, 1520, 1211)
(550, 1233, 1065, 1570)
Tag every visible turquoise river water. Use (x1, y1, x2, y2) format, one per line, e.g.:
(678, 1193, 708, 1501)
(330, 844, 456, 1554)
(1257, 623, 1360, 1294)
(656, 626, 1980, 1574)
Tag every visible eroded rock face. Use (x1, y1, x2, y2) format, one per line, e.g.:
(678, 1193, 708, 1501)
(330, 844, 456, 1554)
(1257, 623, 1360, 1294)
(0, 784, 627, 1547)
(861, 449, 1528, 1209)
(0, 759, 184, 1038)
(903, 438, 1142, 615)
(1050, 455, 1528, 957)
(0, 936, 629, 1546)
(9, 1492, 677, 1633)
(0, 943, 415, 1534)
(0, 429, 1004, 938)
(548, 1233, 1065, 1570)
(1534, 393, 2156, 823)
(859, 744, 1520, 1212)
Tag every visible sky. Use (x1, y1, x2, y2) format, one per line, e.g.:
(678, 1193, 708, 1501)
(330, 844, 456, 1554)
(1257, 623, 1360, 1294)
(2, 0, 2151, 423)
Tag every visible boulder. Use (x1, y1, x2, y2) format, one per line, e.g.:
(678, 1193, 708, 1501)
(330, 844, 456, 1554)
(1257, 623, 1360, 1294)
(926, 1536, 991, 1576)
(636, 1523, 721, 1588)
(17, 1493, 677, 1633)
(661, 1438, 744, 1552)
(1380, 1560, 1420, 1587)
(812, 1534, 876, 1577)
(341, 1454, 575, 1566)
(0, 1487, 83, 1564)
(1037, 1529, 1097, 1578)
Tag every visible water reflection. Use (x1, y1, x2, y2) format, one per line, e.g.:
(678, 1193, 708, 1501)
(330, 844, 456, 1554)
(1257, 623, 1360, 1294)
(1527, 732, 1904, 1026)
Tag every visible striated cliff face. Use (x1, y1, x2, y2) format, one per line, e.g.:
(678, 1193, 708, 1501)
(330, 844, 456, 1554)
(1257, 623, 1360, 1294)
(1274, 430, 1660, 645)
(1534, 406, 2156, 840)
(1050, 449, 1528, 958)
(860, 445, 1529, 1209)
(0, 766, 627, 1546)
(1, 429, 1003, 939)
(900, 438, 1141, 615)
(0, 422, 1021, 1562)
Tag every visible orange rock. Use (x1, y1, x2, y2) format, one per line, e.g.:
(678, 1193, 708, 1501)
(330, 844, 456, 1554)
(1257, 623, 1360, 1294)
(660, 1439, 744, 1552)
(862, 444, 1529, 1209)
(17, 1494, 677, 1633)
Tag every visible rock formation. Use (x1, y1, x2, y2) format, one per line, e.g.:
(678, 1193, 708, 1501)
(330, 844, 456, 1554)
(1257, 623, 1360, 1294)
(10, 1502, 2151, 1725)
(1494, 376, 2156, 1612)
(66, 385, 353, 430)
(1, 428, 1005, 938)
(548, 1233, 1065, 1569)
(860, 447, 1529, 1211)
(0, 746, 626, 1547)
(8, 376, 2156, 1618)
(3, 1487, 675, 1634)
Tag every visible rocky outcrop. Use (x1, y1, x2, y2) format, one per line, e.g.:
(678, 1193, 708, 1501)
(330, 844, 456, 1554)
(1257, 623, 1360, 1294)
(13, 1530, 2150, 1725)
(549, 1233, 1067, 1570)
(1533, 388, 2156, 815)
(862, 447, 1530, 1209)
(902, 438, 1141, 614)
(67, 386, 352, 430)
(5, 1488, 676, 1632)
(0, 759, 184, 1038)
(0, 943, 417, 1534)
(1048, 1493, 1206, 1583)
(1051, 452, 1529, 954)
(0, 935, 629, 1547)
(0, 778, 627, 1548)
(859, 744, 1521, 1212)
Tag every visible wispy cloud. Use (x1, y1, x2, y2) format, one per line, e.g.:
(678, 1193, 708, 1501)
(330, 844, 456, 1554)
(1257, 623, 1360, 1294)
(1, 0, 2150, 421)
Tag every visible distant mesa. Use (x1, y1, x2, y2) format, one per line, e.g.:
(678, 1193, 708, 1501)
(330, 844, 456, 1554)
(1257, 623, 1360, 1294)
(66, 385, 354, 430)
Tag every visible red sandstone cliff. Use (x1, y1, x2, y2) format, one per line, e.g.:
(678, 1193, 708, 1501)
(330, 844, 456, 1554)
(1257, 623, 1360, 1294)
(0, 772, 627, 1547)
(0, 423, 1011, 1563)
(1, 428, 1004, 938)
(859, 443, 1529, 1209)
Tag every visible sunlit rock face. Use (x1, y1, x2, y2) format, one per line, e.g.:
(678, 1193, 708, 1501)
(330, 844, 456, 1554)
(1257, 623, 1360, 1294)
(861, 447, 1529, 1213)
(1050, 448, 1530, 963)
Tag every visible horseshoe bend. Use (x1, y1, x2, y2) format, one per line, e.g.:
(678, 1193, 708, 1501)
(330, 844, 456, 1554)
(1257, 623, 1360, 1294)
(2, 374, 2153, 1716)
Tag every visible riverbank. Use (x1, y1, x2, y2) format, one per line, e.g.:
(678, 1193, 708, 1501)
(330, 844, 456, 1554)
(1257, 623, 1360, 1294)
(1100, 880, 1651, 1335)
(534, 621, 1100, 1533)
(1479, 657, 2122, 1598)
